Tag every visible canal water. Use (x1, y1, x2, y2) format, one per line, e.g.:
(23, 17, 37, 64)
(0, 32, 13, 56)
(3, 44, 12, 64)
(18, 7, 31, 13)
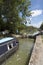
(1, 38, 34, 65)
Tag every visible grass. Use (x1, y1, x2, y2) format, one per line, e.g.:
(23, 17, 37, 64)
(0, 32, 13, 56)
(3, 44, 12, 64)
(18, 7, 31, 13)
(2, 38, 34, 65)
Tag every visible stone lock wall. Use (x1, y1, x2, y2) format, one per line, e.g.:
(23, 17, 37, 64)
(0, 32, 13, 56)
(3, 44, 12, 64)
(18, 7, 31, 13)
(28, 35, 43, 65)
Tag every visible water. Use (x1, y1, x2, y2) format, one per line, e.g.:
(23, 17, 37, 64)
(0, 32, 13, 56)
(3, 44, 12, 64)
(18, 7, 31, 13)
(1, 38, 34, 65)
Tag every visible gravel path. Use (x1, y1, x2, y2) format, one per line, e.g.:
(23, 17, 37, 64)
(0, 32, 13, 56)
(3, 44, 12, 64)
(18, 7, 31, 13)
(29, 35, 43, 65)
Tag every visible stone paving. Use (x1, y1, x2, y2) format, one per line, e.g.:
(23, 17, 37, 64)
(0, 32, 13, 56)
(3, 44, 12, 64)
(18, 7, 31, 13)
(29, 35, 43, 65)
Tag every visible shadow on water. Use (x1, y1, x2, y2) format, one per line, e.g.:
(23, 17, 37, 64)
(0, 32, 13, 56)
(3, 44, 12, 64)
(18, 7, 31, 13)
(25, 38, 36, 65)
(25, 44, 34, 65)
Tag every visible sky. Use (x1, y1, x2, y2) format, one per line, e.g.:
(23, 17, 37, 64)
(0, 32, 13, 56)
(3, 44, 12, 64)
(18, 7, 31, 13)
(26, 0, 43, 28)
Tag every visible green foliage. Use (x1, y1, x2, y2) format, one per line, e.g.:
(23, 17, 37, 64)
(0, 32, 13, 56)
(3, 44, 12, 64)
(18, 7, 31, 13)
(40, 23, 43, 30)
(19, 26, 38, 34)
(0, 0, 31, 33)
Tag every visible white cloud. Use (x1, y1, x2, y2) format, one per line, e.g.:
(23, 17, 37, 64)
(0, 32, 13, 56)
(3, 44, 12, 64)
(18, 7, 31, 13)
(31, 10, 43, 17)
(26, 21, 43, 28)
(31, 21, 43, 28)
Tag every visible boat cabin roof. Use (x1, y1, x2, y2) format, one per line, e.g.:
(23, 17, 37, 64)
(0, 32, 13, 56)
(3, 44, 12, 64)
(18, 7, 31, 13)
(0, 37, 14, 44)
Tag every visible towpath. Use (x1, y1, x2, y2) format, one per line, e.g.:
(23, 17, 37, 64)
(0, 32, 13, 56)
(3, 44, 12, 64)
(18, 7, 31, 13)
(29, 35, 43, 65)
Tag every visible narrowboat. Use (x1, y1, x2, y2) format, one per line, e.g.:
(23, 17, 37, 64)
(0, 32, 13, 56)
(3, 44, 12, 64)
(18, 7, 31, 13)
(0, 37, 19, 63)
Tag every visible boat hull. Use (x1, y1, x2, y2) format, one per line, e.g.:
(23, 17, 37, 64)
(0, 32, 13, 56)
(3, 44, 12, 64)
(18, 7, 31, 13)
(0, 43, 19, 63)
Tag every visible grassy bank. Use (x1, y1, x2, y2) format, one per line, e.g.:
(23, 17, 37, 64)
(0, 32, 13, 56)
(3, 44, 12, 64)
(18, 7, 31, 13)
(1, 38, 34, 65)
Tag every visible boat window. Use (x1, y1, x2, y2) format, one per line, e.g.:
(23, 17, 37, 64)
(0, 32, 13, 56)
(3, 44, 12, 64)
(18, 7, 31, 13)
(9, 45, 12, 49)
(7, 43, 13, 50)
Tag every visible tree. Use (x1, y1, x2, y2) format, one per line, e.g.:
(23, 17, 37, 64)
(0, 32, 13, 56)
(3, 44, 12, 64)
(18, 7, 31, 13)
(40, 23, 43, 30)
(0, 0, 5, 31)
(0, 0, 31, 33)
